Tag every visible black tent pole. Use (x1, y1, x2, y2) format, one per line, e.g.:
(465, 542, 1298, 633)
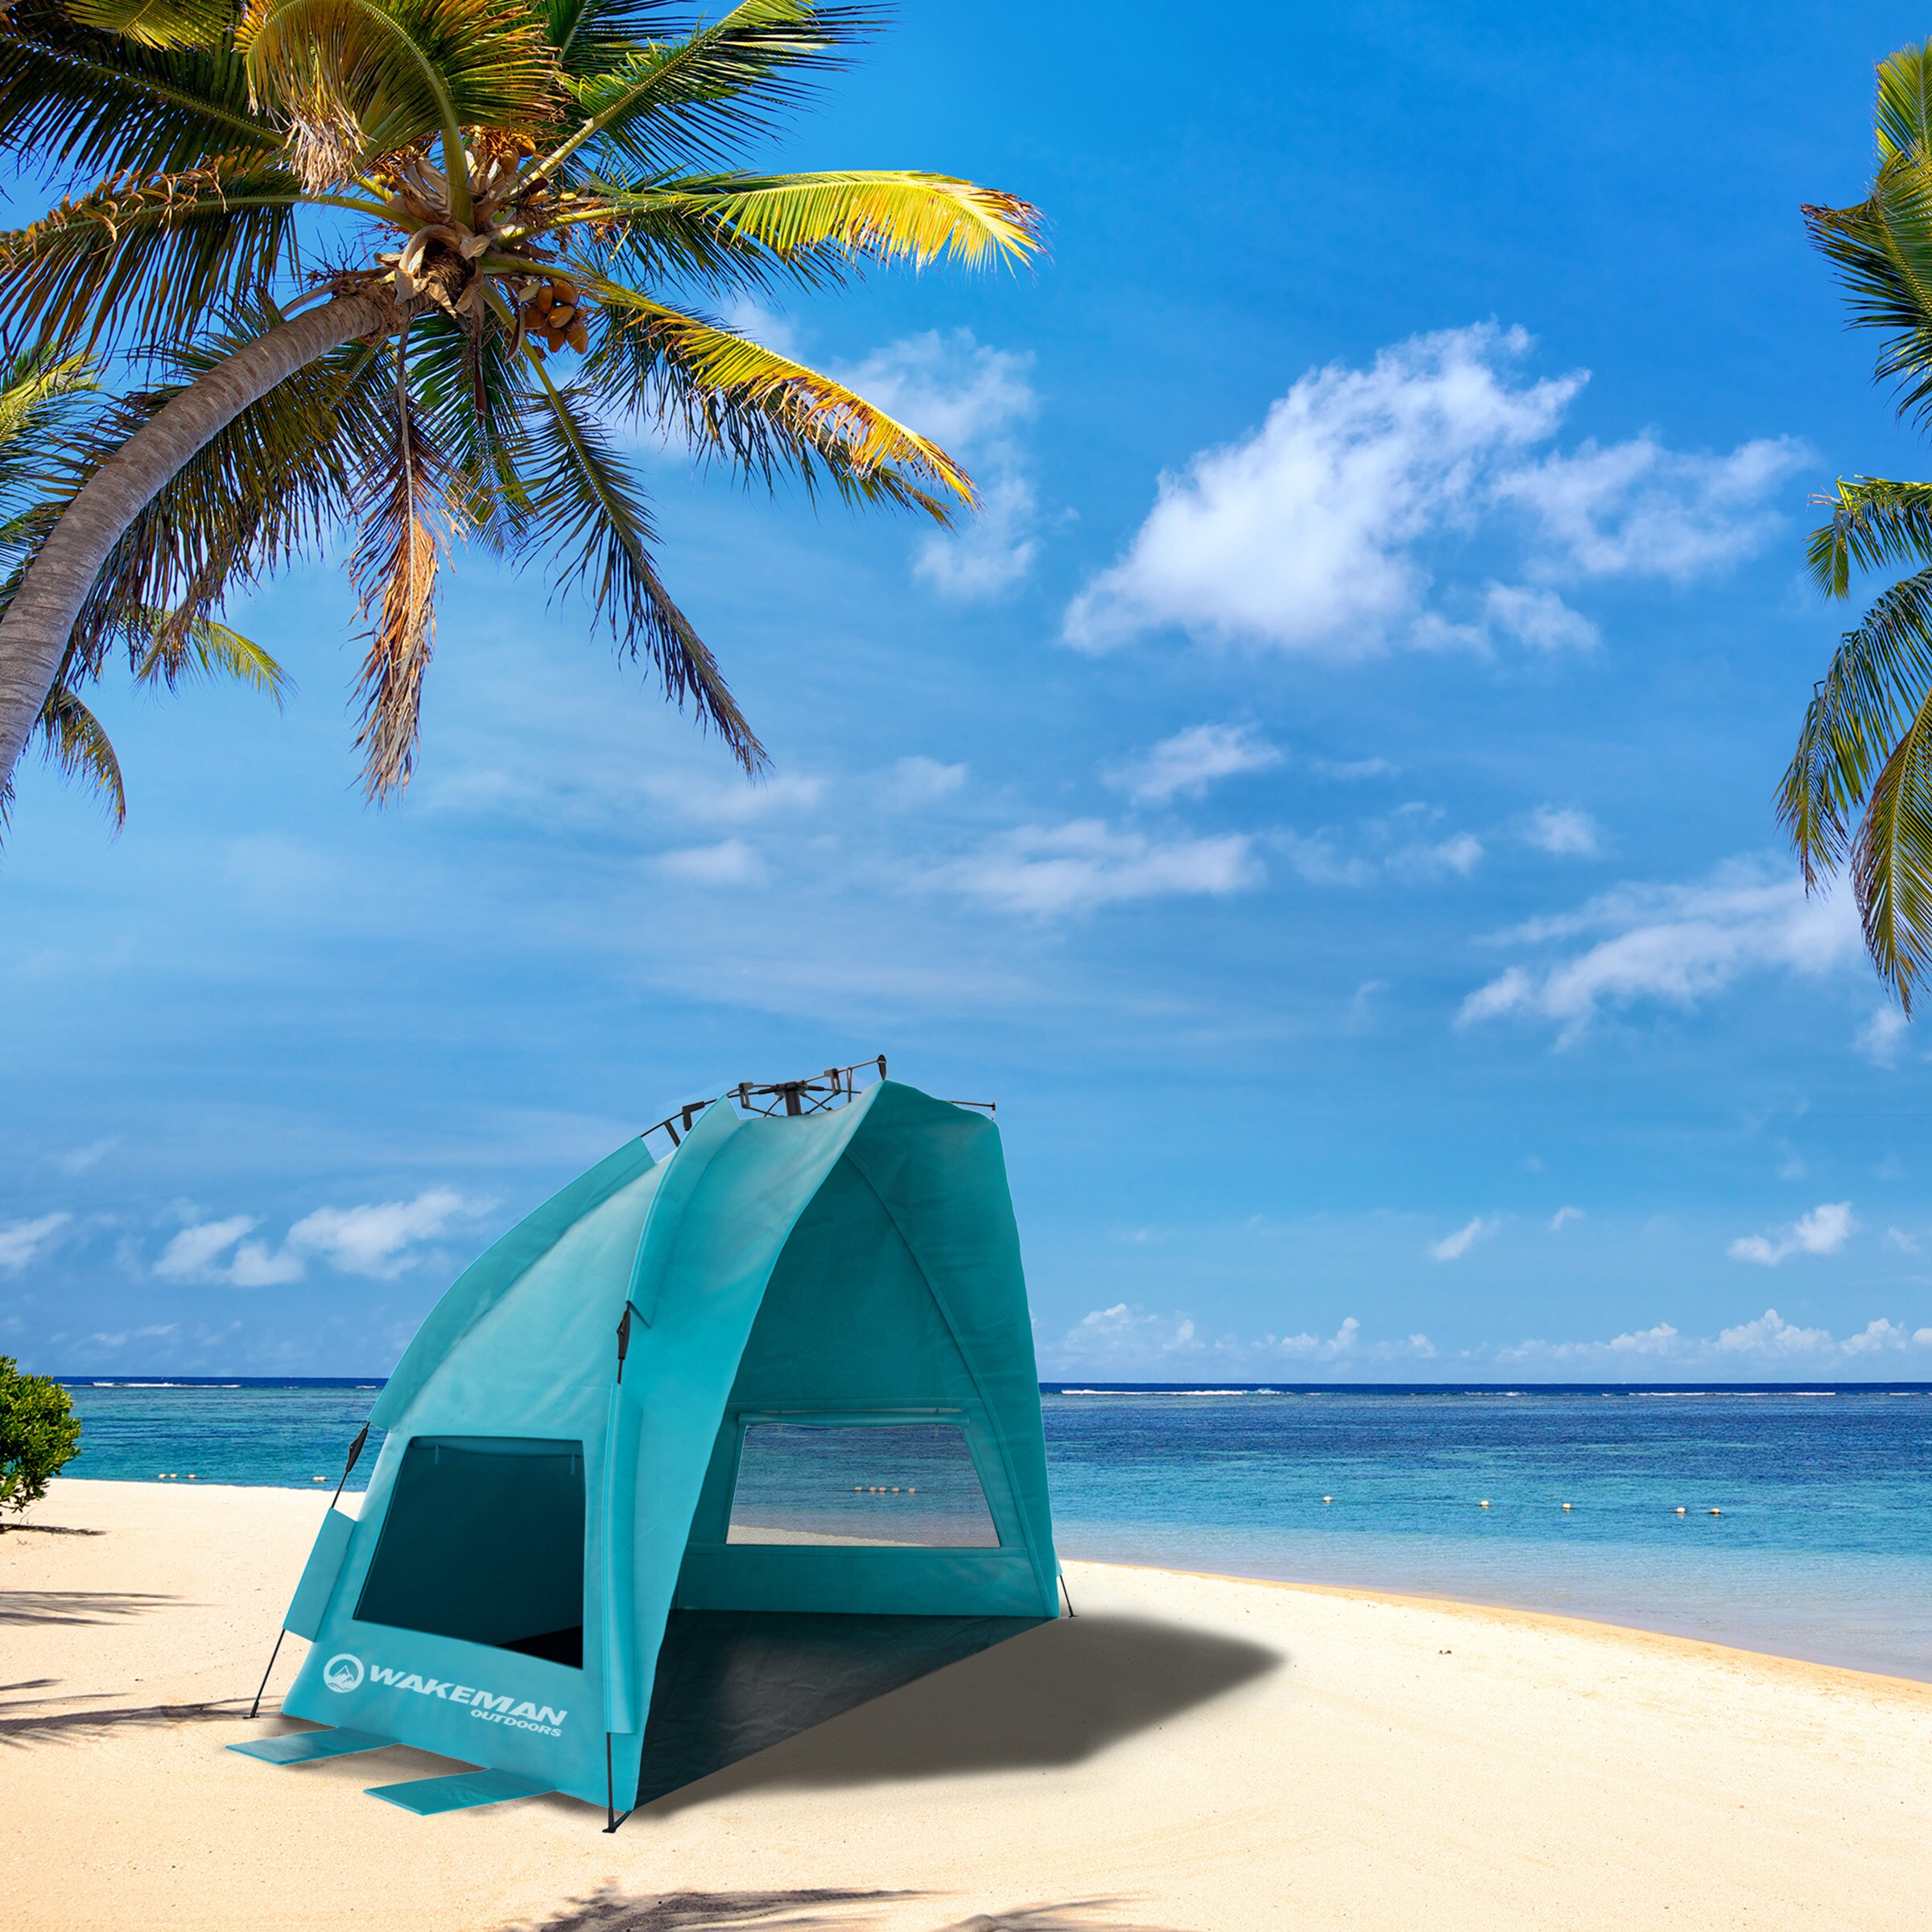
(247, 1421, 372, 1720)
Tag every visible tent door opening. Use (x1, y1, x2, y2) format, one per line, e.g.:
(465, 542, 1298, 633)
(356, 1436, 587, 1668)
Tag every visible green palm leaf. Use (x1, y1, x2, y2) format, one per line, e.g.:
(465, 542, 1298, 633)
(519, 360, 762, 769)
(1806, 476, 1932, 597)
(0, 163, 308, 355)
(64, 0, 235, 50)
(31, 680, 126, 828)
(535, 0, 866, 180)
(1853, 679, 1932, 1012)
(0, 7, 281, 180)
(238, 0, 560, 195)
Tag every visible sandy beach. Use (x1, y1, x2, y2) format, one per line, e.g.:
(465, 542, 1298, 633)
(4, 1480, 1930, 1932)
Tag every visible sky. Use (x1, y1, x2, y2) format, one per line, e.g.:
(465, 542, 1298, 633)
(8, 3, 1932, 1381)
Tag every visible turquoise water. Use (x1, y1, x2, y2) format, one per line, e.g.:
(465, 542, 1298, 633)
(56, 1379, 1932, 1680)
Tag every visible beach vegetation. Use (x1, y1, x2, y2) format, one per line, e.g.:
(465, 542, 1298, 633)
(0, 1356, 81, 1519)
(0, 0, 1041, 820)
(1783, 40, 1932, 1012)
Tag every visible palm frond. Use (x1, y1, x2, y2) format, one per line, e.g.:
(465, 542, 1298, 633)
(648, 171, 1043, 271)
(348, 334, 457, 799)
(35, 681, 127, 828)
(237, 0, 559, 194)
(132, 609, 290, 700)
(1876, 41, 1932, 166)
(531, 0, 870, 181)
(1853, 678, 1932, 1013)
(62, 0, 234, 51)
(1778, 566, 1932, 884)
(1806, 476, 1932, 597)
(0, 7, 281, 180)
(519, 358, 762, 769)
(0, 350, 99, 518)
(0, 163, 305, 356)
(584, 286, 970, 514)
(1806, 156, 1932, 427)
(398, 305, 535, 539)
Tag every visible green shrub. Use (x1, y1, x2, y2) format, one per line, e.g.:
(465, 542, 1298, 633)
(0, 1357, 81, 1520)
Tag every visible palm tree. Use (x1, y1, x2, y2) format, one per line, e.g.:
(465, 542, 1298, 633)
(0, 0, 1039, 812)
(0, 349, 287, 828)
(1781, 40, 1932, 1014)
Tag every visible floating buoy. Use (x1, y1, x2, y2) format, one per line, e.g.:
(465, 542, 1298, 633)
(1479, 1500, 1491, 1508)
(1709, 1508, 1722, 1516)
(852, 1485, 862, 1492)
(891, 1486, 902, 1493)
(1562, 1502, 1574, 1511)
(1675, 1506, 1686, 1515)
(1322, 1495, 1333, 1504)
(908, 1487, 917, 1494)
(187, 1473, 196, 1480)
(312, 1476, 325, 1483)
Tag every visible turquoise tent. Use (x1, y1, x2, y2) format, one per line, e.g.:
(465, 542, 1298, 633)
(231, 1071, 1061, 1824)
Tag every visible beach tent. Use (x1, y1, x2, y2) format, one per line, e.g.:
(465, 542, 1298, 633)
(231, 1070, 1061, 1823)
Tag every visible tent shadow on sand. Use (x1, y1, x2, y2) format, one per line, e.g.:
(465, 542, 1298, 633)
(636, 1612, 1282, 1814)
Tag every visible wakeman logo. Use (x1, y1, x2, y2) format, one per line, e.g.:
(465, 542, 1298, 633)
(321, 1652, 568, 1736)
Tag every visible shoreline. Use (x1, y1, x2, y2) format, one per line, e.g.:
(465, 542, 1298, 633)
(39, 1476, 1931, 1692)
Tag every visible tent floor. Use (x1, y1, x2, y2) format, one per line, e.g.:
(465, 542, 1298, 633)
(634, 1608, 1049, 1806)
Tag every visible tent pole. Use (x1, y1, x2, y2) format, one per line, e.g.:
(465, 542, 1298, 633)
(602, 1734, 632, 1834)
(248, 1629, 287, 1719)
(1059, 1573, 1077, 1620)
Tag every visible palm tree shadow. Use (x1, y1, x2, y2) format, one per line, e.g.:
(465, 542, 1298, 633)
(502, 1889, 911, 1931)
(503, 1891, 1181, 1932)
(0, 1695, 246, 1746)
(0, 1590, 175, 1624)
(644, 1614, 1280, 1815)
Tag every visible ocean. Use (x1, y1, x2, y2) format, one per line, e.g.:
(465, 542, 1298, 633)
(55, 1378, 1932, 1682)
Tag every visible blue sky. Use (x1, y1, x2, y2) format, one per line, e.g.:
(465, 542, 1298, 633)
(8, 3, 1932, 1381)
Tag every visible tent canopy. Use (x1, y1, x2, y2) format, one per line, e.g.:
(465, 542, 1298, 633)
(241, 1077, 1059, 1818)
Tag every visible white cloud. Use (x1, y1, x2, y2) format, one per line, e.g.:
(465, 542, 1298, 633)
(155, 1216, 258, 1282)
(942, 819, 1261, 916)
(1496, 432, 1806, 580)
(1459, 861, 1862, 1041)
(0, 1212, 72, 1271)
(1431, 1215, 1496, 1261)
(915, 475, 1038, 597)
(1063, 322, 1802, 655)
(1525, 806, 1601, 857)
(1856, 1005, 1909, 1067)
(885, 756, 968, 803)
(1483, 583, 1600, 651)
(283, 1189, 471, 1280)
(1500, 1307, 1932, 1367)
(1397, 831, 1484, 878)
(1274, 830, 1375, 887)
(656, 839, 769, 887)
(838, 330, 1040, 599)
(52, 1137, 118, 1175)
(1036, 1303, 1434, 1376)
(151, 1190, 477, 1286)
(1549, 1205, 1585, 1231)
(1886, 1226, 1921, 1254)
(1108, 723, 1283, 803)
(1728, 1201, 1855, 1267)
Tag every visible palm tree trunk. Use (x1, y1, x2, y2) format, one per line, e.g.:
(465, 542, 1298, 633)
(0, 290, 408, 797)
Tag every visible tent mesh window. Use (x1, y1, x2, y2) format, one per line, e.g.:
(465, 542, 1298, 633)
(726, 1422, 999, 1547)
(355, 1437, 586, 1666)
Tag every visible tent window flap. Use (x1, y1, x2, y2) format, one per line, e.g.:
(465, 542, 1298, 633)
(355, 1436, 587, 1667)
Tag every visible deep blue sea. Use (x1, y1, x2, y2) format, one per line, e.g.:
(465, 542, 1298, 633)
(56, 1378, 1932, 1682)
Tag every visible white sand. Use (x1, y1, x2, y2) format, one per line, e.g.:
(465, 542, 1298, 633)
(4, 1479, 1930, 1932)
